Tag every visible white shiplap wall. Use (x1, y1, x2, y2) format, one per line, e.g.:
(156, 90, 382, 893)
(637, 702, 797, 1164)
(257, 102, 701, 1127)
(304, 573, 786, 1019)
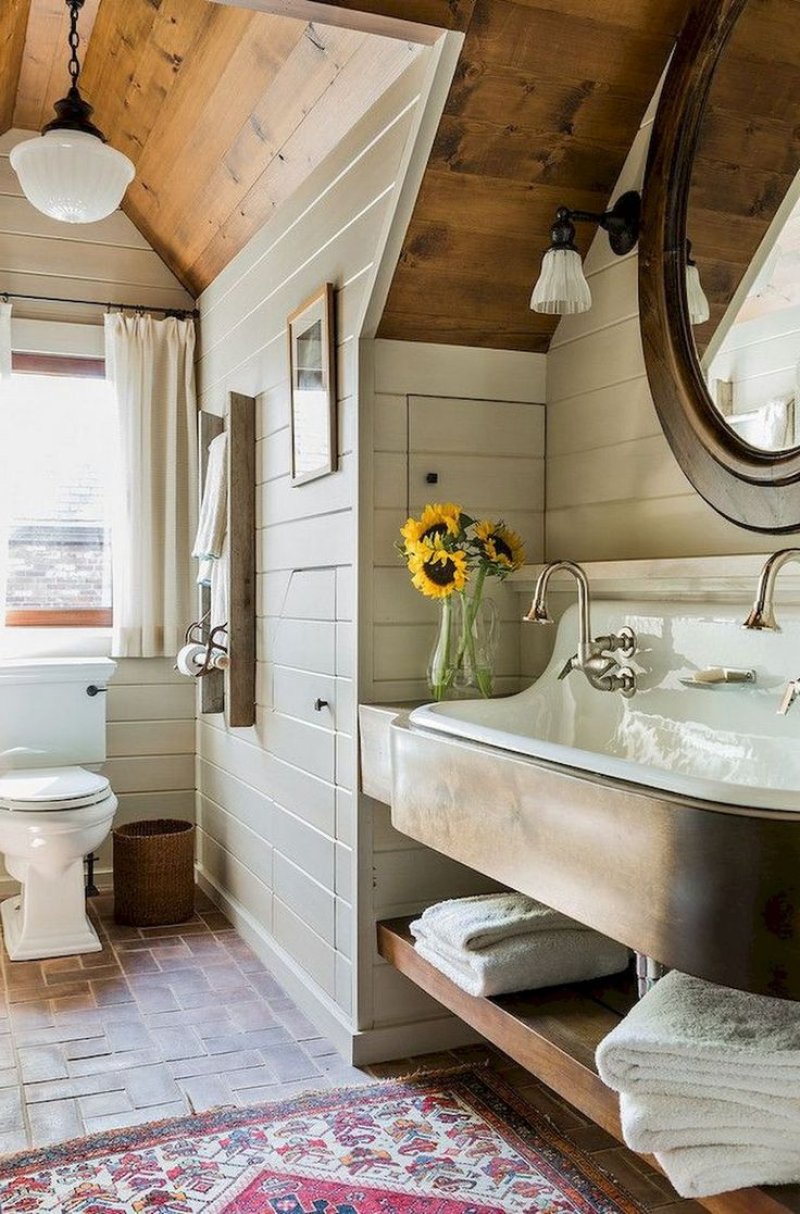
(364, 339, 547, 704)
(706, 307, 800, 426)
(0, 142, 197, 890)
(546, 97, 800, 560)
(194, 52, 429, 1054)
(353, 338, 547, 1057)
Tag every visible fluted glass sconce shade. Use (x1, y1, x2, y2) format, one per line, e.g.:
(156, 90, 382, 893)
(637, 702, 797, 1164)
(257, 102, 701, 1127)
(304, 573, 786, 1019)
(10, 0, 134, 225)
(686, 262, 710, 325)
(10, 130, 134, 224)
(530, 247, 592, 315)
(530, 192, 640, 318)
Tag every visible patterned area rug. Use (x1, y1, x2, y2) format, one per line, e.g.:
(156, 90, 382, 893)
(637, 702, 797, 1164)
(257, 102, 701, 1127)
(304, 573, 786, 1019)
(0, 1068, 642, 1213)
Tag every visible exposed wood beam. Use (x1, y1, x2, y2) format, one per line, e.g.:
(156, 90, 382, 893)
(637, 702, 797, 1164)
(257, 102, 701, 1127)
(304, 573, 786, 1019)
(208, 0, 473, 44)
(0, 0, 32, 135)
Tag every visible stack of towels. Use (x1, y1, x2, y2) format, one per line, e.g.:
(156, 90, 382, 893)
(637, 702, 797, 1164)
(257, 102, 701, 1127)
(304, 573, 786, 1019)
(596, 969, 800, 1197)
(409, 892, 630, 998)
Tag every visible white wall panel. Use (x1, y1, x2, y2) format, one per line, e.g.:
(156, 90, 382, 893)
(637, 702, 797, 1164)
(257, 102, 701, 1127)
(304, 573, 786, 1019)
(196, 58, 431, 1030)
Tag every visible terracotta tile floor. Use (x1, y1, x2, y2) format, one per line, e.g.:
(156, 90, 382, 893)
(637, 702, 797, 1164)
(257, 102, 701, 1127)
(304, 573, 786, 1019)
(0, 889, 702, 1212)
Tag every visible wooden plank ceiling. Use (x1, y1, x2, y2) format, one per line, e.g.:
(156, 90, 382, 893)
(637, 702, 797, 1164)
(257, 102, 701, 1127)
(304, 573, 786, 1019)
(0, 0, 697, 350)
(0, 0, 422, 296)
(379, 0, 694, 351)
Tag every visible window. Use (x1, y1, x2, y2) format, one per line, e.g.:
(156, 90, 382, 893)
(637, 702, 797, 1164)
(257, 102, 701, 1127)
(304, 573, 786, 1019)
(1, 353, 117, 628)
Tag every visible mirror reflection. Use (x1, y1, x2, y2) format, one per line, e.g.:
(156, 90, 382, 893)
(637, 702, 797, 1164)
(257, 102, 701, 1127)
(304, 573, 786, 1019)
(686, 0, 800, 452)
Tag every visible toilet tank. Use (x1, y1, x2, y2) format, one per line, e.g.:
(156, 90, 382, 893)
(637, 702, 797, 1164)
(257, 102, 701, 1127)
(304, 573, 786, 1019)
(0, 658, 117, 771)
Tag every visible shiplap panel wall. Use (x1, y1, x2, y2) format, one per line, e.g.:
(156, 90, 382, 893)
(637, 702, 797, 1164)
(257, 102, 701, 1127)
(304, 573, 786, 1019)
(356, 340, 547, 1050)
(366, 340, 548, 704)
(0, 153, 196, 893)
(707, 307, 800, 420)
(546, 98, 800, 559)
(194, 58, 428, 1042)
(0, 130, 194, 323)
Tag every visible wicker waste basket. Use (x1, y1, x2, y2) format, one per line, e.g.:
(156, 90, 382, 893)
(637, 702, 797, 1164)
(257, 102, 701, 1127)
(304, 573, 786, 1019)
(113, 819, 195, 927)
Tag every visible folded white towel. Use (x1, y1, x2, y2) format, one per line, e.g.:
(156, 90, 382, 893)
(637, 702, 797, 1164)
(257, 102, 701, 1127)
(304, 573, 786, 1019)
(193, 432, 228, 566)
(654, 1144, 800, 1199)
(596, 970, 800, 1102)
(412, 892, 580, 952)
(412, 927, 629, 998)
(620, 1091, 800, 1152)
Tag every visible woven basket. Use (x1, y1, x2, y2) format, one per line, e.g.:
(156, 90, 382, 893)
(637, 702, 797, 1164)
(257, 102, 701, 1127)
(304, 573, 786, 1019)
(113, 819, 195, 927)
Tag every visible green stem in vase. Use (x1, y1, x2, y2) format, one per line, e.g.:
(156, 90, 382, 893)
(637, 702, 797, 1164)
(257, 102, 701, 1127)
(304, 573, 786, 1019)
(431, 594, 453, 701)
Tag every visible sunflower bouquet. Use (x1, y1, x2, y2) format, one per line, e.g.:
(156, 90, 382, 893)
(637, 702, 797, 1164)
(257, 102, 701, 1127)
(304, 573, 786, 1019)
(397, 504, 525, 701)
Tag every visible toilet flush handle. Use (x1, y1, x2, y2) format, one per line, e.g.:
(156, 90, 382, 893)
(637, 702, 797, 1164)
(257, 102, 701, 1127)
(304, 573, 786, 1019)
(86, 684, 108, 697)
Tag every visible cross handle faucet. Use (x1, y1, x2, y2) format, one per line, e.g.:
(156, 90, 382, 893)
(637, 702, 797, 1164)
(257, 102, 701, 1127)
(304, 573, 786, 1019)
(524, 560, 637, 697)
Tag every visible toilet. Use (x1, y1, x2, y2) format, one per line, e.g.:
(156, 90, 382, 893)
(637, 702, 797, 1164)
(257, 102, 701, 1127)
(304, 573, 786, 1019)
(0, 658, 117, 961)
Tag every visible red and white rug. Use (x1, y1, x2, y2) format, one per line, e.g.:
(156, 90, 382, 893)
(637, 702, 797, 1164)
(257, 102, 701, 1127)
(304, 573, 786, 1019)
(0, 1068, 642, 1213)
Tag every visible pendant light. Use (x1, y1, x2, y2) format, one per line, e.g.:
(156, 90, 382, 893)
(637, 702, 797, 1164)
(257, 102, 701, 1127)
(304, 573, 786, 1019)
(531, 191, 641, 316)
(10, 0, 134, 224)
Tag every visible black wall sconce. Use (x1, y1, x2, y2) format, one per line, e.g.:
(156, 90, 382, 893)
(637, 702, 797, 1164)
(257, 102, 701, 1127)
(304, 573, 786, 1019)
(530, 190, 641, 316)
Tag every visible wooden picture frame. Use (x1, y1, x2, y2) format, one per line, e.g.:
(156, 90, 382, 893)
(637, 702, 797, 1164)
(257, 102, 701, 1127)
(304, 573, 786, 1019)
(288, 284, 337, 486)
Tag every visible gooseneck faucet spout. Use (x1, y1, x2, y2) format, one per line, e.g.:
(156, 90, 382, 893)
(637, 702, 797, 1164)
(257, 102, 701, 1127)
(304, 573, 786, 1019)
(743, 548, 800, 631)
(525, 559, 592, 659)
(524, 559, 637, 697)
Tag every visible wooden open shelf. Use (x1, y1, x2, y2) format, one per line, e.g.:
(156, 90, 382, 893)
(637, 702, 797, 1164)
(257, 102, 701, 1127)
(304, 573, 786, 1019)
(377, 918, 800, 1214)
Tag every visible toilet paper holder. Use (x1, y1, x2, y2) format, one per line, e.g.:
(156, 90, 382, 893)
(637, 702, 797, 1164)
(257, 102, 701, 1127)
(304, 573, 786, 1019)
(179, 612, 230, 677)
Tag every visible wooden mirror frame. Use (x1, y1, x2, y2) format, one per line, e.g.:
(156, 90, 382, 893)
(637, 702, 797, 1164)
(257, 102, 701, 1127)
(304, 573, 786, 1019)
(640, 0, 800, 533)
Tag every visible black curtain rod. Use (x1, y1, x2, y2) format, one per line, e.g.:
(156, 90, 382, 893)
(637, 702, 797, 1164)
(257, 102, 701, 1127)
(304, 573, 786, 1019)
(1, 290, 199, 320)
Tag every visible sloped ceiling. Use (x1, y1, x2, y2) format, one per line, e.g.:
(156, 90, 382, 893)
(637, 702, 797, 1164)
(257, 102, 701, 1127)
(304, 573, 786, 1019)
(379, 0, 694, 351)
(0, 0, 421, 296)
(1, 0, 696, 349)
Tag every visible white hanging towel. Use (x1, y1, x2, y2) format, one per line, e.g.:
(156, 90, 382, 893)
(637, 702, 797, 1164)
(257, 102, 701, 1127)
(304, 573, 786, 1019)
(211, 538, 229, 634)
(193, 431, 228, 580)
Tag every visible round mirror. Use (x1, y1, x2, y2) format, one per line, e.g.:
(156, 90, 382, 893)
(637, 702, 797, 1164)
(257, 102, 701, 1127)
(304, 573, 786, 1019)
(640, 0, 800, 530)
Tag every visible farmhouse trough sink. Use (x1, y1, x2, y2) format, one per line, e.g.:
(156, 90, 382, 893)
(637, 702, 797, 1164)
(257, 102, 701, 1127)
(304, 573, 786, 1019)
(389, 600, 800, 998)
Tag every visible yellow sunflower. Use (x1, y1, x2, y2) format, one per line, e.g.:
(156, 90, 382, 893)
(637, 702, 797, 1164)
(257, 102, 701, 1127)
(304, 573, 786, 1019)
(408, 540, 468, 599)
(474, 520, 525, 570)
(400, 503, 462, 553)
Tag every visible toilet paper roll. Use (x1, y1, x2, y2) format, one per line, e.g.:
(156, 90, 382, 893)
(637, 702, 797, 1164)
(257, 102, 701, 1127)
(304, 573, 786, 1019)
(176, 643, 207, 678)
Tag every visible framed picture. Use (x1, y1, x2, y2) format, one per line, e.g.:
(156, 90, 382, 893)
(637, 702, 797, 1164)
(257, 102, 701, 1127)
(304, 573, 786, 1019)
(288, 283, 337, 486)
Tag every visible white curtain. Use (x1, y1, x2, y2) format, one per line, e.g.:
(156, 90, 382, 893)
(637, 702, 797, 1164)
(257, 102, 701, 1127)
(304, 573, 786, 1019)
(0, 302, 11, 380)
(0, 302, 11, 623)
(105, 313, 198, 658)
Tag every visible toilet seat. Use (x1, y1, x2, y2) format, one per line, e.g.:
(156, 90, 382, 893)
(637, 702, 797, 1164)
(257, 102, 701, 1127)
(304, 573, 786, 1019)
(0, 767, 111, 813)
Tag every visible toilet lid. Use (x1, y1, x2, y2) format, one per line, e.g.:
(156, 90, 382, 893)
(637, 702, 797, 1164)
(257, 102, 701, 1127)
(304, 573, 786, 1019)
(0, 767, 111, 812)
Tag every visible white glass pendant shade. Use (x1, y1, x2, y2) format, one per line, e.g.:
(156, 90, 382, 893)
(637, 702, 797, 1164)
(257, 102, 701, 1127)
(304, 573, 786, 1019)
(686, 261, 710, 325)
(530, 247, 592, 315)
(10, 130, 134, 224)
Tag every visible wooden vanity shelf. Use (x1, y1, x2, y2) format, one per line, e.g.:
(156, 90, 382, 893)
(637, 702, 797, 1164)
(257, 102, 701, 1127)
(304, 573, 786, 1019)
(377, 918, 800, 1214)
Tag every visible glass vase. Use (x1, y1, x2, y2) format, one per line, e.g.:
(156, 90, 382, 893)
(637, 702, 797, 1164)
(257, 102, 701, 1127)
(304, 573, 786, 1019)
(427, 590, 499, 702)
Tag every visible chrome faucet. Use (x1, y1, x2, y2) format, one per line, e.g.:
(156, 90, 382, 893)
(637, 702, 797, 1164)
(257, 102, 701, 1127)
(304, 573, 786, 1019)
(742, 548, 800, 631)
(743, 549, 800, 715)
(523, 560, 637, 696)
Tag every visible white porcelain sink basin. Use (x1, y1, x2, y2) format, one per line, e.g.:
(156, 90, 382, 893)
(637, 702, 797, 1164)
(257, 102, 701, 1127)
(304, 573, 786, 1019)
(408, 599, 800, 812)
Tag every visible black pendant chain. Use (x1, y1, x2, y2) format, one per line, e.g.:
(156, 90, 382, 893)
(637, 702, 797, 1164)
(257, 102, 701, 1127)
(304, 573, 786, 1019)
(67, 0, 84, 92)
(41, 0, 104, 139)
